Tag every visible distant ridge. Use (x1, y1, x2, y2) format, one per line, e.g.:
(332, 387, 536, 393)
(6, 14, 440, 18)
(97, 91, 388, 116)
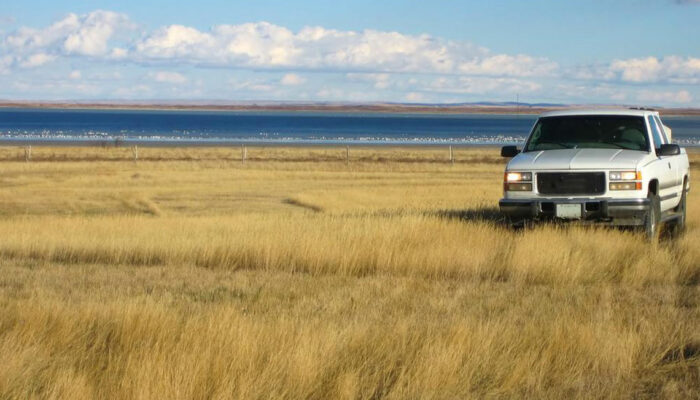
(1, 100, 699, 116)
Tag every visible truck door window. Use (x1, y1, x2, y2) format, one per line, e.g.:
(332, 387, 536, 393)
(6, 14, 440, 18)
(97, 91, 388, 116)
(647, 116, 665, 148)
(653, 115, 670, 143)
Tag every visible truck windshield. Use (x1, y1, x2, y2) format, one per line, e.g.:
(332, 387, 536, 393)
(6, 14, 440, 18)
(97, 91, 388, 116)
(525, 115, 649, 152)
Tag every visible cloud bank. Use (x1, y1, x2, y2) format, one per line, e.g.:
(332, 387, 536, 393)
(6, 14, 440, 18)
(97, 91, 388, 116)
(1, 11, 555, 77)
(4, 10, 133, 63)
(0, 10, 698, 105)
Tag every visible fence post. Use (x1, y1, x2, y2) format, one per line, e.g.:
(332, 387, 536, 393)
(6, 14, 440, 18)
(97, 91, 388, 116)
(449, 145, 454, 164)
(25, 146, 31, 162)
(241, 145, 247, 163)
(132, 145, 138, 161)
(346, 145, 349, 165)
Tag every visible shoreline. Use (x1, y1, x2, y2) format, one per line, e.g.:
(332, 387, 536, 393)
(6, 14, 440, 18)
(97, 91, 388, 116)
(2, 139, 698, 149)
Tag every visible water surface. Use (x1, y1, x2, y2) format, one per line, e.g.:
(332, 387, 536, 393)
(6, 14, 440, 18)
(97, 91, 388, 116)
(0, 108, 698, 146)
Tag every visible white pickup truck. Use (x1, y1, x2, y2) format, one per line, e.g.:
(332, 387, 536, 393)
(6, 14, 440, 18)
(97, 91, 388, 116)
(499, 109, 690, 238)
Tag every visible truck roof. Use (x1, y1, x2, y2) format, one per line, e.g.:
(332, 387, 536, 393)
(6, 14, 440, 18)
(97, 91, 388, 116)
(540, 108, 658, 118)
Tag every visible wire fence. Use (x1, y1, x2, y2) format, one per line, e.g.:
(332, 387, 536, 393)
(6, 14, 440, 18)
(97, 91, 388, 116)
(0, 144, 504, 164)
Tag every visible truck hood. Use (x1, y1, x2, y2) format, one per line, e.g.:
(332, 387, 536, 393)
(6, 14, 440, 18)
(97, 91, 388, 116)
(507, 149, 649, 171)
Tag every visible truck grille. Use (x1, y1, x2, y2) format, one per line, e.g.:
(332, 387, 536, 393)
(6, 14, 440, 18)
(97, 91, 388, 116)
(537, 172, 605, 195)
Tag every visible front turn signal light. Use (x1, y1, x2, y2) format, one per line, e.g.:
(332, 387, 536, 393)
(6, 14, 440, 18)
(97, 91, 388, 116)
(506, 183, 533, 191)
(609, 182, 642, 191)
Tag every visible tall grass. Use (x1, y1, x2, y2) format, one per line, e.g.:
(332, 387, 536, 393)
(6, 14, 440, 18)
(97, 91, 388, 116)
(0, 146, 698, 399)
(0, 213, 698, 285)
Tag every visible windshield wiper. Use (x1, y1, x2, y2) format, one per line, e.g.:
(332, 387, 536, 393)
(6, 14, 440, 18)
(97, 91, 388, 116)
(599, 142, 634, 150)
(537, 141, 573, 149)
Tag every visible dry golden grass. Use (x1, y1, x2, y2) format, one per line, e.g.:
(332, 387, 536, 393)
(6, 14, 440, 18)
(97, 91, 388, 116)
(0, 146, 698, 399)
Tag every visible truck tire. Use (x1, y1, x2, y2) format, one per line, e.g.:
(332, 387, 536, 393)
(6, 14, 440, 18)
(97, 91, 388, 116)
(671, 179, 688, 234)
(507, 217, 529, 230)
(644, 192, 661, 241)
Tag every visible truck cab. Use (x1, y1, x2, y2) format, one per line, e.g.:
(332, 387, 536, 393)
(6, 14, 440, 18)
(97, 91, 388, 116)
(499, 109, 690, 238)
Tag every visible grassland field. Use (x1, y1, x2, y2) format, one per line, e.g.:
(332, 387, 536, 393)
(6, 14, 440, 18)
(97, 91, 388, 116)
(0, 145, 698, 399)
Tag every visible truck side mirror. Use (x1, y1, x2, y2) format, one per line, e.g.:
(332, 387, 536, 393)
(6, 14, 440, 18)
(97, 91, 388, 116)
(658, 144, 680, 156)
(501, 145, 520, 158)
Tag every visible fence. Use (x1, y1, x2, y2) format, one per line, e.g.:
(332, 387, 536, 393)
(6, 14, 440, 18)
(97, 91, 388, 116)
(1, 144, 501, 164)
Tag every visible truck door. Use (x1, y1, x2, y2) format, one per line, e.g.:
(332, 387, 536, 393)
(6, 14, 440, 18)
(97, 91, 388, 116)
(648, 115, 680, 211)
(656, 115, 683, 198)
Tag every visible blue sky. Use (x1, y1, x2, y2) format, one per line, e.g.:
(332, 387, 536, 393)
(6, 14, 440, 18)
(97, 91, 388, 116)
(1, 0, 699, 105)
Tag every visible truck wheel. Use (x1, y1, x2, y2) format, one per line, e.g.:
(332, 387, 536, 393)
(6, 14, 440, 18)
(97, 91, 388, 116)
(507, 218, 526, 230)
(644, 192, 661, 241)
(671, 179, 688, 234)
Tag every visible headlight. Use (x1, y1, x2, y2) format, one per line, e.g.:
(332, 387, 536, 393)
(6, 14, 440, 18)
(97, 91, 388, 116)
(609, 171, 642, 190)
(609, 171, 641, 181)
(505, 172, 532, 182)
(504, 171, 532, 191)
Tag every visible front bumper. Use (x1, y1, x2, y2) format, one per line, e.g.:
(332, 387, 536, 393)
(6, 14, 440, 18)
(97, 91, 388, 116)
(499, 197, 650, 225)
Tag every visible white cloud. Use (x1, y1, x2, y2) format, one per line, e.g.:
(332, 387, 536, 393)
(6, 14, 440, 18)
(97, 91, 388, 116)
(1, 10, 132, 71)
(62, 11, 132, 56)
(151, 71, 187, 84)
(610, 57, 662, 82)
(557, 84, 691, 106)
(662, 56, 700, 84)
(0, 55, 13, 74)
(608, 56, 700, 83)
(131, 21, 551, 77)
(4, 10, 132, 56)
(4, 15, 78, 51)
(555, 83, 631, 104)
(1, 9, 699, 105)
(109, 47, 128, 59)
(637, 89, 692, 104)
(568, 56, 700, 85)
(135, 25, 215, 59)
(405, 92, 425, 102)
(1, 13, 558, 79)
(217, 23, 298, 66)
(280, 73, 305, 85)
(19, 52, 55, 68)
(458, 54, 558, 77)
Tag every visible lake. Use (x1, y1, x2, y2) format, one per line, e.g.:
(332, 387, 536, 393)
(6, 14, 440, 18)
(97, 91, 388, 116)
(0, 108, 698, 146)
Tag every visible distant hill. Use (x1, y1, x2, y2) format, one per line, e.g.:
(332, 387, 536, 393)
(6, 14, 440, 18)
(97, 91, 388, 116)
(1, 100, 698, 116)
